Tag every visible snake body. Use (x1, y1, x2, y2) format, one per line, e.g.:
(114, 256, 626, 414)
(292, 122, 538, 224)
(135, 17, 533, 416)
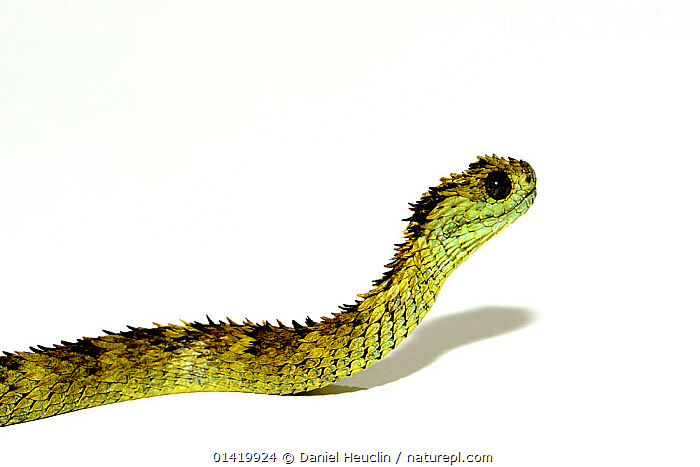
(0, 155, 536, 426)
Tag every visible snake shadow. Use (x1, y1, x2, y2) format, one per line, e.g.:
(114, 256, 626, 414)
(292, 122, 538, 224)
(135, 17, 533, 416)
(301, 305, 536, 395)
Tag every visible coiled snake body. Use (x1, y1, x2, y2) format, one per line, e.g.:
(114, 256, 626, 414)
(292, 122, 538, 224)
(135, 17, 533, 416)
(0, 155, 536, 426)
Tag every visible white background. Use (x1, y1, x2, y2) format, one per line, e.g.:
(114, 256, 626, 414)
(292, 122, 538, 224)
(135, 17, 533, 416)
(1, 2, 698, 466)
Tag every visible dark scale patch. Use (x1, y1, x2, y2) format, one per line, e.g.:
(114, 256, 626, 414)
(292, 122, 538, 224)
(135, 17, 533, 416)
(5, 360, 20, 371)
(243, 321, 290, 344)
(173, 334, 198, 345)
(339, 299, 361, 313)
(118, 326, 170, 348)
(292, 326, 310, 338)
(368, 181, 459, 290)
(289, 320, 312, 337)
(244, 324, 265, 340)
(245, 345, 261, 357)
(190, 321, 210, 332)
(70, 339, 106, 360)
(404, 223, 425, 241)
(469, 158, 491, 170)
(403, 183, 458, 229)
(242, 319, 307, 358)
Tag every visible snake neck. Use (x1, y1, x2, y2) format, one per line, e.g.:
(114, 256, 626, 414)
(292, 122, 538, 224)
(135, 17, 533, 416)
(230, 187, 491, 391)
(352, 220, 472, 343)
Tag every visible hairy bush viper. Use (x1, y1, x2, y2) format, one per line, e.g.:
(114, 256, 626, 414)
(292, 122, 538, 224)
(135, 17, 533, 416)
(0, 154, 536, 426)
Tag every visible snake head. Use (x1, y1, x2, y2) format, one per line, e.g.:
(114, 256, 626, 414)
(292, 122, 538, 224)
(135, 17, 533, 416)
(404, 154, 536, 261)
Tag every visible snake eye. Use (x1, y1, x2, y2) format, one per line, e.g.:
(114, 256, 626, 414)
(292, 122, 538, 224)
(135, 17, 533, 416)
(526, 174, 532, 184)
(484, 171, 512, 200)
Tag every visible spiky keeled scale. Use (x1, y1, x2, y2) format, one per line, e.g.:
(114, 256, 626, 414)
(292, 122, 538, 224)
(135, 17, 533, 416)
(0, 155, 536, 426)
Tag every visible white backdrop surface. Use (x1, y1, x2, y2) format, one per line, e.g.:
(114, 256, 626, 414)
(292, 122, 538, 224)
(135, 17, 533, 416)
(1, 2, 698, 466)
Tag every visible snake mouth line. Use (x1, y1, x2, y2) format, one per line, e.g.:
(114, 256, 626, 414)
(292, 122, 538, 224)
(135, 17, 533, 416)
(524, 187, 537, 206)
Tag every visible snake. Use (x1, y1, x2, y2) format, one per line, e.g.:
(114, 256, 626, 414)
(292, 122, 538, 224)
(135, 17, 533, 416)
(0, 154, 536, 426)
